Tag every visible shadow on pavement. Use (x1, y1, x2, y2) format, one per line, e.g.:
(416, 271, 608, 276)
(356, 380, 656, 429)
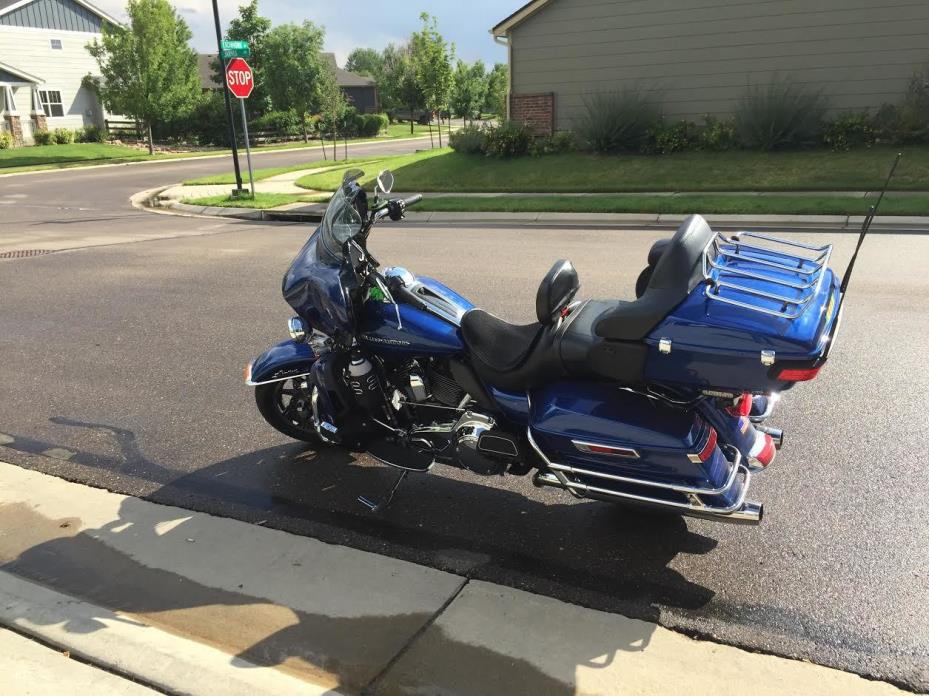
(0, 417, 720, 692)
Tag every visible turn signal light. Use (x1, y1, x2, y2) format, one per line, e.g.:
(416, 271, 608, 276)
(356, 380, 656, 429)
(775, 366, 822, 382)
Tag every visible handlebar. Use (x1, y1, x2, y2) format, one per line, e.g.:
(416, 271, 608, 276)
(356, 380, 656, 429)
(371, 194, 423, 223)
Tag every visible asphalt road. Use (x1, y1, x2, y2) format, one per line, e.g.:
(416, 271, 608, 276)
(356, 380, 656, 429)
(1, 144, 927, 691)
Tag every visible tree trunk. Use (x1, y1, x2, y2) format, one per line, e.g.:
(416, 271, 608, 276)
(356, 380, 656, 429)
(146, 123, 154, 156)
(302, 115, 308, 143)
(332, 128, 337, 161)
(437, 114, 443, 148)
(409, 104, 414, 135)
(321, 137, 327, 160)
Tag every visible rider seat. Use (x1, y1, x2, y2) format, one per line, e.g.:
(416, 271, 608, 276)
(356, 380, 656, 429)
(460, 260, 579, 390)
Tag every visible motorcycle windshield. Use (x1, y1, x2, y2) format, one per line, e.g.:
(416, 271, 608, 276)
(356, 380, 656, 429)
(319, 170, 365, 259)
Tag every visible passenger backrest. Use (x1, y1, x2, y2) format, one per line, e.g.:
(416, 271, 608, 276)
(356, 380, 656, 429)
(646, 215, 715, 295)
(536, 259, 580, 325)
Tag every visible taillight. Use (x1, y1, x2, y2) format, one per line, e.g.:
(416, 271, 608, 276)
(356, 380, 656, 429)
(725, 392, 752, 417)
(689, 427, 718, 463)
(776, 365, 822, 382)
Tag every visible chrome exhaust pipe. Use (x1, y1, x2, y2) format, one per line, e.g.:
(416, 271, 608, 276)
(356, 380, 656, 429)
(755, 425, 783, 449)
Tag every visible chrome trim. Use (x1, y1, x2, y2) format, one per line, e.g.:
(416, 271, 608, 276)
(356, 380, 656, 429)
(534, 467, 755, 519)
(749, 392, 779, 423)
(527, 430, 582, 498)
(658, 338, 672, 354)
(760, 350, 776, 366)
(572, 440, 639, 459)
(288, 316, 308, 342)
(246, 372, 311, 387)
(548, 446, 741, 496)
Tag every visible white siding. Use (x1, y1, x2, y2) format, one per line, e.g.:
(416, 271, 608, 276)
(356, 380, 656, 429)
(0, 24, 110, 128)
(508, 0, 929, 130)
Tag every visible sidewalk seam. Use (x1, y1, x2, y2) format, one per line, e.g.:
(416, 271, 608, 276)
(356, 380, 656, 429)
(0, 608, 176, 696)
(360, 577, 470, 696)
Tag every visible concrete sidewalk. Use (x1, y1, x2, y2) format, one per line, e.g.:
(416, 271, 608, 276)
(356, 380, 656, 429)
(0, 460, 907, 695)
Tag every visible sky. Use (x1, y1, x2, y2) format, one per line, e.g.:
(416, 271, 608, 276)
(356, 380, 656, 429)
(91, 0, 518, 66)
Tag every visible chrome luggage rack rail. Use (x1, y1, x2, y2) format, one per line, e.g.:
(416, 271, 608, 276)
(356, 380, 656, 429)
(702, 231, 833, 319)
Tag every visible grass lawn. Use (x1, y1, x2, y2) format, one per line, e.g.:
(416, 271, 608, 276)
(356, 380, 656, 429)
(182, 192, 329, 209)
(415, 193, 929, 216)
(0, 143, 159, 172)
(295, 146, 929, 193)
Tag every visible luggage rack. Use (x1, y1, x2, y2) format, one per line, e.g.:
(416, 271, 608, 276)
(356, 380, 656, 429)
(702, 231, 833, 319)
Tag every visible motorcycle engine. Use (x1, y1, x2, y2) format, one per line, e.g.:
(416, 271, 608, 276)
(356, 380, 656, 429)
(454, 412, 519, 476)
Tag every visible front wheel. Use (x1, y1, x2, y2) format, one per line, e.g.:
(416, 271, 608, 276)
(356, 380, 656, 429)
(254, 378, 328, 445)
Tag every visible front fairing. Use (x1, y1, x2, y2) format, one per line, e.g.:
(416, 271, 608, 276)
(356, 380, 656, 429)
(282, 229, 358, 338)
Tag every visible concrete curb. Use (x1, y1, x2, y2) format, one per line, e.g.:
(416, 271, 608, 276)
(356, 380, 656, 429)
(141, 192, 929, 231)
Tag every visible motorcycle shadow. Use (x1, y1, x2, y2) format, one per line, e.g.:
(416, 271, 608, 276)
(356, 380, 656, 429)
(146, 440, 720, 623)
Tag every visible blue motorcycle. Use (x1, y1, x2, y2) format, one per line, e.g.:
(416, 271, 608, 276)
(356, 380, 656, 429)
(246, 167, 862, 524)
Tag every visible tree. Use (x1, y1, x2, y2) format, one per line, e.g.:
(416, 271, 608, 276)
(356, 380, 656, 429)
(380, 43, 423, 134)
(262, 21, 328, 142)
(345, 47, 383, 78)
(317, 66, 349, 160)
(87, 0, 201, 154)
(485, 62, 508, 119)
(225, 0, 272, 118)
(451, 59, 487, 122)
(410, 12, 453, 146)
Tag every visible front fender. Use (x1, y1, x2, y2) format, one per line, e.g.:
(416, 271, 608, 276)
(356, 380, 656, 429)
(246, 339, 317, 385)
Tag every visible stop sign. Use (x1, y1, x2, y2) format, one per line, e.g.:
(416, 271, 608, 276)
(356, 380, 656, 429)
(225, 57, 254, 99)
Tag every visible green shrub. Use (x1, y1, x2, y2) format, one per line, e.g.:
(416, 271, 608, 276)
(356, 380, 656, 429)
(52, 128, 75, 144)
(575, 88, 662, 153)
(252, 109, 302, 136)
(822, 112, 876, 151)
(897, 69, 929, 143)
(735, 78, 828, 150)
(359, 113, 388, 137)
(449, 124, 487, 154)
(529, 130, 577, 156)
(33, 130, 54, 145)
(0, 130, 13, 149)
(77, 125, 106, 143)
(483, 120, 532, 158)
(642, 120, 697, 154)
(699, 116, 738, 151)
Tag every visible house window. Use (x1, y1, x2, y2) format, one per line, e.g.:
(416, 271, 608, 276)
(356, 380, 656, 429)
(50, 39, 63, 50)
(38, 90, 64, 117)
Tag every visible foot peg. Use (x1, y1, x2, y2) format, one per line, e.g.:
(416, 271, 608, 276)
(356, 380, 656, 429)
(358, 470, 408, 513)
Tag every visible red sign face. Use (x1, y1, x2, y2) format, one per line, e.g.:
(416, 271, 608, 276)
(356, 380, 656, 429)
(225, 58, 254, 99)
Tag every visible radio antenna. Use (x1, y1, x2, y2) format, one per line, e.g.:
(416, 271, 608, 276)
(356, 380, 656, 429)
(839, 152, 902, 296)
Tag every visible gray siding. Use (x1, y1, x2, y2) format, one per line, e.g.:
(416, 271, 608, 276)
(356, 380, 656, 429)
(509, 0, 929, 129)
(0, 0, 102, 32)
(0, 67, 28, 81)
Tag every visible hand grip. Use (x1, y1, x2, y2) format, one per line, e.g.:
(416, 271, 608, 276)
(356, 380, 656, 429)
(402, 194, 423, 208)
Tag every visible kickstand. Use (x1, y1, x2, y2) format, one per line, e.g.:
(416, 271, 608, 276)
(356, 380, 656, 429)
(358, 470, 408, 513)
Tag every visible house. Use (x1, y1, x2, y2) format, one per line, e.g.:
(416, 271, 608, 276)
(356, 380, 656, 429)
(0, 0, 120, 145)
(322, 53, 379, 113)
(197, 53, 379, 113)
(491, 0, 929, 135)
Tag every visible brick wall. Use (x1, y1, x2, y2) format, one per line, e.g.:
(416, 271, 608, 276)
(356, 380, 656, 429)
(509, 92, 554, 136)
(3, 114, 22, 146)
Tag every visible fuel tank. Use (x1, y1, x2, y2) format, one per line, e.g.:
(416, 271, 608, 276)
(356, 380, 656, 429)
(359, 272, 474, 357)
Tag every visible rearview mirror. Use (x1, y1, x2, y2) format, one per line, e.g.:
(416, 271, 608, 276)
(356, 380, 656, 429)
(376, 169, 395, 195)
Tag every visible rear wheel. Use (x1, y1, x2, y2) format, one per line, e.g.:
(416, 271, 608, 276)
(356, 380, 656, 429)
(254, 378, 328, 445)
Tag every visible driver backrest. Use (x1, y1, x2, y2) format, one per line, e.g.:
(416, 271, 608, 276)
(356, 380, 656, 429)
(536, 259, 580, 325)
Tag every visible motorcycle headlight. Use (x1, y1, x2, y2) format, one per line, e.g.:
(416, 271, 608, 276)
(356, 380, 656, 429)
(288, 317, 308, 342)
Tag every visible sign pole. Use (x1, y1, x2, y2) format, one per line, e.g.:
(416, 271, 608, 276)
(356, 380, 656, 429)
(239, 97, 255, 198)
(210, 0, 244, 196)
